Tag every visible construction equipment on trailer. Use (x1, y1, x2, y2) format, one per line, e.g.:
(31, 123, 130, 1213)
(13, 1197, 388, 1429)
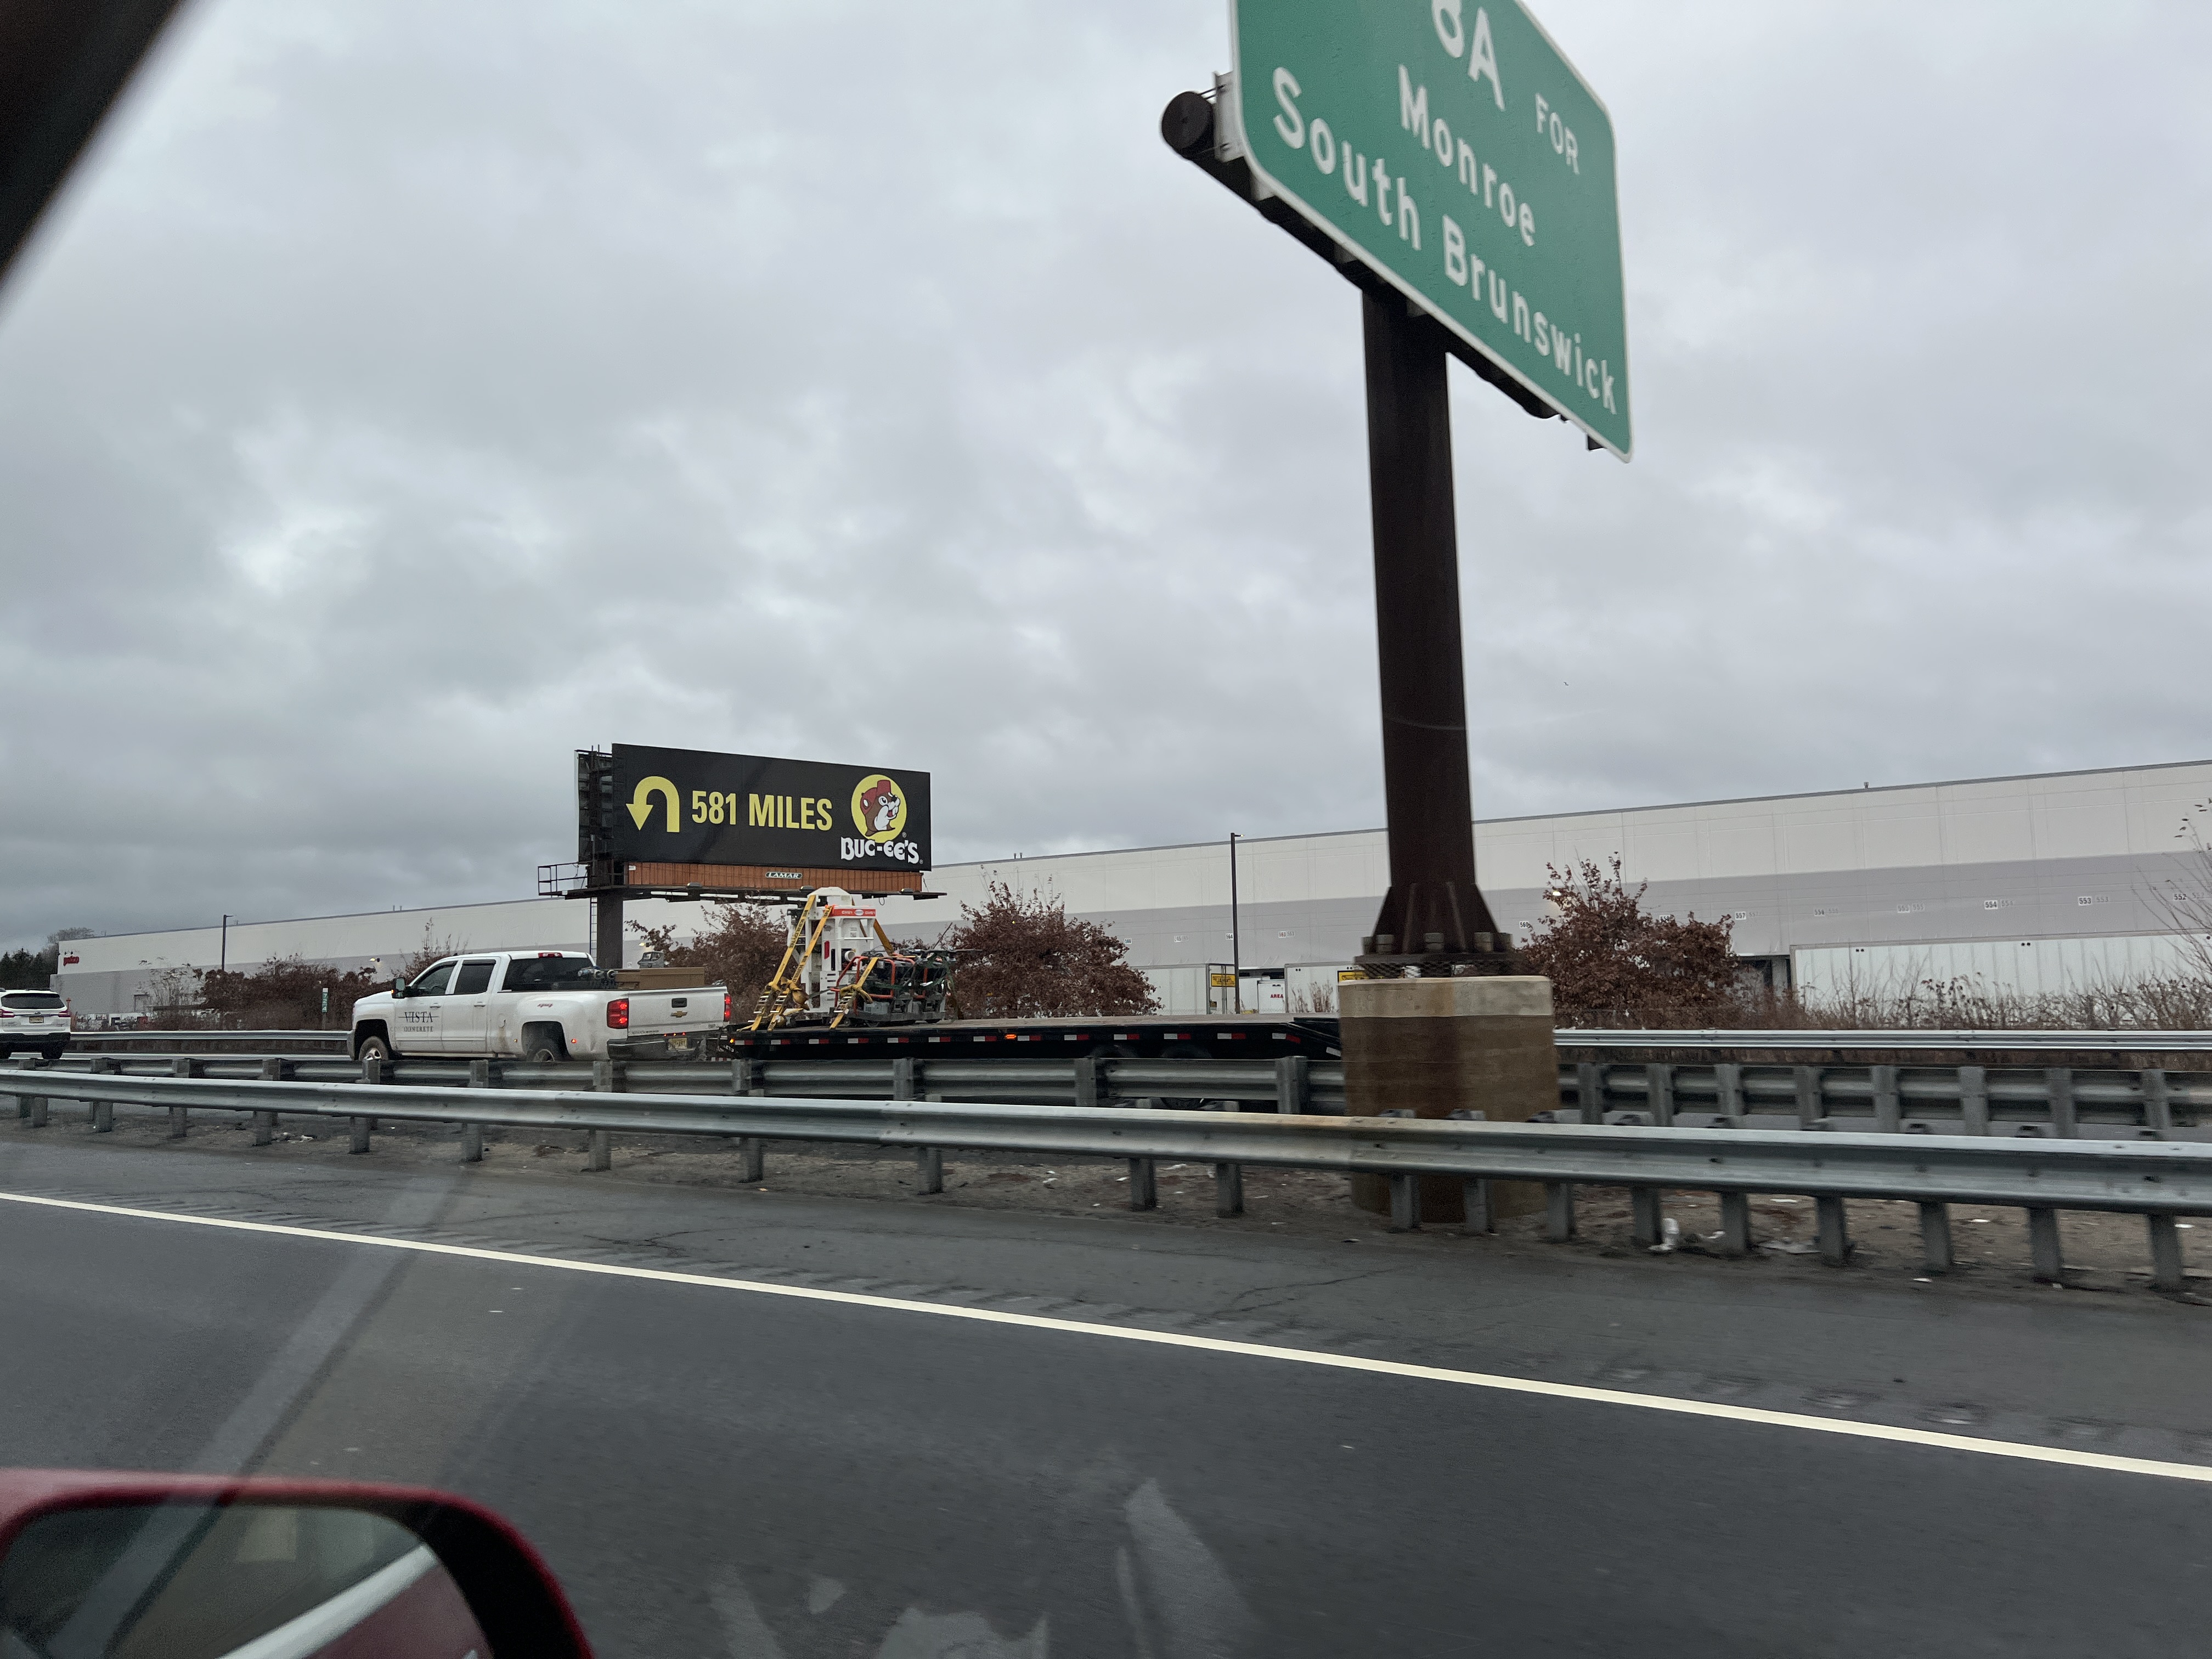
(733, 888, 1342, 1060)
(748, 889, 958, 1031)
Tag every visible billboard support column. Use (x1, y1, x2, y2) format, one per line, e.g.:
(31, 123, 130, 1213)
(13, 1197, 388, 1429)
(594, 894, 624, 972)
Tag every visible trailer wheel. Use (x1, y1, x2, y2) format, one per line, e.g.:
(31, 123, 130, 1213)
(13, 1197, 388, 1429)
(521, 1024, 568, 1064)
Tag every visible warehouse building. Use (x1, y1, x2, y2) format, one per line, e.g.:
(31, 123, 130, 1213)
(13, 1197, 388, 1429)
(53, 759, 2212, 1018)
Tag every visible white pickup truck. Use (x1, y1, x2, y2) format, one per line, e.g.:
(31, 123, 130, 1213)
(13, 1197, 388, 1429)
(348, 951, 726, 1064)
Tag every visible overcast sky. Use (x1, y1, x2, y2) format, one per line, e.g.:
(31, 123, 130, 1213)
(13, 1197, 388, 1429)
(3, 1, 2210, 948)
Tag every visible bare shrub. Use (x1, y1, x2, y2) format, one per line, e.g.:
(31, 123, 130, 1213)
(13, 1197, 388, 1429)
(199, 955, 384, 1030)
(1623, 968, 2212, 1070)
(144, 960, 208, 1026)
(1722, 973, 2212, 1032)
(936, 882, 1156, 1019)
(1521, 855, 1737, 1025)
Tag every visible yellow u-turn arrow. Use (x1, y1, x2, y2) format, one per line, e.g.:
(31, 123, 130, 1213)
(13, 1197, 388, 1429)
(627, 776, 680, 831)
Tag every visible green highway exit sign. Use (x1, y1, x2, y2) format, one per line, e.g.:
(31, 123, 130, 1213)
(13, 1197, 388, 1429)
(1231, 0, 1630, 458)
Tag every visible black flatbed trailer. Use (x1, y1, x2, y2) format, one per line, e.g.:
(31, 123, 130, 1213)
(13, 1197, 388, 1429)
(725, 1013, 1341, 1062)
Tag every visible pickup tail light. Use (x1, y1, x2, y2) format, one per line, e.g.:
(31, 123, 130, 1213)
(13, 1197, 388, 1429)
(605, 998, 630, 1030)
(723, 991, 732, 1022)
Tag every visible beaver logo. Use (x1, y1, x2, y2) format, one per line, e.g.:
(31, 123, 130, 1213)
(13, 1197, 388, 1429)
(851, 774, 907, 843)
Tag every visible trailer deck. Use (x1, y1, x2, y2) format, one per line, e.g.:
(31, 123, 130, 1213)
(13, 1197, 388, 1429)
(726, 1013, 1341, 1062)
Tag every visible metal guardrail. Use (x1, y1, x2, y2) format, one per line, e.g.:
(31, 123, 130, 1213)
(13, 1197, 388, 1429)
(24, 1052, 2212, 1138)
(1556, 1061, 2210, 1138)
(1552, 1028, 2212, 1054)
(4, 1064, 2207, 1291)
(23, 1053, 1344, 1110)
(54, 1025, 2212, 1059)
(64, 1030, 349, 1050)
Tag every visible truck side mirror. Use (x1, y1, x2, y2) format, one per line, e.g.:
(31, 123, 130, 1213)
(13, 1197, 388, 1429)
(390, 978, 407, 998)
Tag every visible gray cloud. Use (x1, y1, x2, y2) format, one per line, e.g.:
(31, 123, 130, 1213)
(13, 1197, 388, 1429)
(5, 0, 2211, 948)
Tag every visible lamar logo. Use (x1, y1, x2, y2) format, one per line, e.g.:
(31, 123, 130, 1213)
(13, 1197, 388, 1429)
(851, 775, 907, 843)
(842, 774, 922, 867)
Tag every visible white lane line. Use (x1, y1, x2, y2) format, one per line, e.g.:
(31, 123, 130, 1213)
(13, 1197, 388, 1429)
(5, 1187, 2207, 1486)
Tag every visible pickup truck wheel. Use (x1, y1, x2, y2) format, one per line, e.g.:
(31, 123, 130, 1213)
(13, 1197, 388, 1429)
(356, 1034, 395, 1065)
(521, 1025, 568, 1064)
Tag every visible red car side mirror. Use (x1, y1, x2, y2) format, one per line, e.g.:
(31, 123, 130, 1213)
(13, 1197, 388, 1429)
(0, 1469, 592, 1657)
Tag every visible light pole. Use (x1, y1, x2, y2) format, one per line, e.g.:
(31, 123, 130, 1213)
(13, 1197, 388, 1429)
(219, 914, 230, 974)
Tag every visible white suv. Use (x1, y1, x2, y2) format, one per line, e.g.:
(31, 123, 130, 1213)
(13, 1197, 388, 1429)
(0, 990, 71, 1059)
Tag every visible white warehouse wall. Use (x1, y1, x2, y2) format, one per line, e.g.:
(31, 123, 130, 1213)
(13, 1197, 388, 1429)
(1794, 931, 2212, 1002)
(54, 894, 707, 1017)
(53, 758, 2212, 1015)
(887, 759, 2212, 979)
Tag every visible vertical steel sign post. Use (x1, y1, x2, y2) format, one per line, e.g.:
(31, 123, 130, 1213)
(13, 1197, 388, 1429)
(1167, 0, 1629, 976)
(1361, 293, 1492, 967)
(1228, 831, 1242, 1007)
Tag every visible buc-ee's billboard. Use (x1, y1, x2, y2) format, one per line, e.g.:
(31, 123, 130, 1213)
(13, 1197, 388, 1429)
(600, 744, 930, 871)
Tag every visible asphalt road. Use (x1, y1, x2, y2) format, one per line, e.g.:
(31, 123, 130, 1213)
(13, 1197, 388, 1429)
(1, 1133, 2208, 1657)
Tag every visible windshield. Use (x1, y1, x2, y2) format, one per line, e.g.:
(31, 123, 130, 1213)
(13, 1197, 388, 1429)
(1, 992, 64, 1009)
(10, 4, 2211, 1658)
(501, 956, 614, 992)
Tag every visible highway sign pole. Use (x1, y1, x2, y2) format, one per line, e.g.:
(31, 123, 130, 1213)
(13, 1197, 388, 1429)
(1166, 1, 1627, 975)
(1165, 2, 1622, 1216)
(1359, 292, 1503, 969)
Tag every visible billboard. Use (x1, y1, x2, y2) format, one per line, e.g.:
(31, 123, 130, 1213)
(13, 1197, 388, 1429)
(584, 745, 930, 873)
